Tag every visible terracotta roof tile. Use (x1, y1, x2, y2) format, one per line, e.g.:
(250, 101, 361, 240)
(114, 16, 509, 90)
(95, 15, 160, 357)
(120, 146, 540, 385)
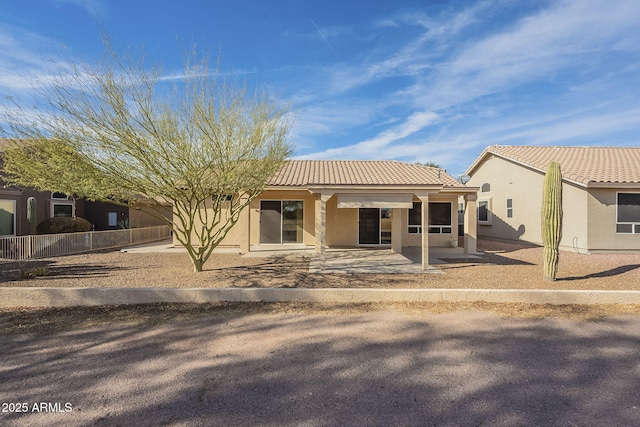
(270, 160, 464, 187)
(468, 145, 640, 186)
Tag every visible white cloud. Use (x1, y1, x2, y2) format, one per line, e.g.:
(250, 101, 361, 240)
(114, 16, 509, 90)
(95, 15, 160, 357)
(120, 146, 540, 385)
(54, 0, 106, 18)
(296, 111, 439, 159)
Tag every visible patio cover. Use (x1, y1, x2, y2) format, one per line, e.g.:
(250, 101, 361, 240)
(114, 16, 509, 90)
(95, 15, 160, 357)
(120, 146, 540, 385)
(336, 193, 414, 208)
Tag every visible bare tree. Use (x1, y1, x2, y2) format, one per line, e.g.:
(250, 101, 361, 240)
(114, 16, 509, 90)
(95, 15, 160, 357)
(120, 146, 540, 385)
(1, 40, 293, 271)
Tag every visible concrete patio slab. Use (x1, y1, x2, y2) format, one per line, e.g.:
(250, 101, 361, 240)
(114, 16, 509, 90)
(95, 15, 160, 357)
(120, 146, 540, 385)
(120, 242, 482, 273)
(308, 248, 442, 274)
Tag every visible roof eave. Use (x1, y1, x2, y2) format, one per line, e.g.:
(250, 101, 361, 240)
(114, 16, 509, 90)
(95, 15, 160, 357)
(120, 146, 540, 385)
(586, 182, 640, 189)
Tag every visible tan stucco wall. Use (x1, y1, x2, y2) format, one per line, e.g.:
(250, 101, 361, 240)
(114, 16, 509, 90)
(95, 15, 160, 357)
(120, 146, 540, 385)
(172, 196, 250, 248)
(587, 189, 640, 251)
(174, 189, 470, 250)
(129, 205, 173, 228)
(325, 195, 358, 246)
(467, 155, 588, 251)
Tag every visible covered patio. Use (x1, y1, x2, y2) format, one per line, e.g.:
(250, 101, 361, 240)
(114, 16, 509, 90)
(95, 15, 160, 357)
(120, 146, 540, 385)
(217, 160, 480, 271)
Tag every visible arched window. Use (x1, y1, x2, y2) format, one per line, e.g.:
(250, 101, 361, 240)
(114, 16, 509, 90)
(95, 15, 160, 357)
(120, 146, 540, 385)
(481, 183, 491, 193)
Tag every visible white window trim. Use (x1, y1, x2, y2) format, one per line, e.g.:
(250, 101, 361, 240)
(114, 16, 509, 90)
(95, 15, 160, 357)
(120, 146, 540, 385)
(478, 198, 492, 225)
(616, 191, 640, 234)
(51, 192, 70, 200)
(50, 199, 74, 218)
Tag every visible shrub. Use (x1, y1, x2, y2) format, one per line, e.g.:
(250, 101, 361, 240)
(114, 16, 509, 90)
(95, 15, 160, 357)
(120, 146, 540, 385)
(36, 217, 92, 234)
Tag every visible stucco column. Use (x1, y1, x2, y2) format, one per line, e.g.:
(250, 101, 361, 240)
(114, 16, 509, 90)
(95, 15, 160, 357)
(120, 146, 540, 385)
(391, 208, 402, 253)
(314, 193, 332, 255)
(464, 194, 477, 254)
(418, 195, 430, 270)
(240, 196, 251, 253)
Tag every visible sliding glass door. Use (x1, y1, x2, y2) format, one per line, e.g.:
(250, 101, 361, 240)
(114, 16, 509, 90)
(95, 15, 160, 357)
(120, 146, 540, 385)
(260, 200, 304, 244)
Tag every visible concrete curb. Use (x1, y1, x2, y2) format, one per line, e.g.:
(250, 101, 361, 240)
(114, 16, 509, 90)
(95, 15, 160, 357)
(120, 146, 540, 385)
(2, 287, 640, 308)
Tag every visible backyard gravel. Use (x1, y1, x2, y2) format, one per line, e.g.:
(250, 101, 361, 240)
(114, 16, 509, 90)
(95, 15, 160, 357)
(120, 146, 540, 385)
(1, 239, 639, 291)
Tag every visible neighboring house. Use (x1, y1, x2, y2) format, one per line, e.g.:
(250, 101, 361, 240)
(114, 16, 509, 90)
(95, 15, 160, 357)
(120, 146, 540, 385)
(466, 145, 640, 253)
(0, 186, 131, 236)
(0, 139, 169, 235)
(178, 160, 479, 270)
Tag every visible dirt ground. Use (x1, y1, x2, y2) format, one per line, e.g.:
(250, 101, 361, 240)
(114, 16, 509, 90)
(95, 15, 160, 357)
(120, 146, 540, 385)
(1, 239, 640, 333)
(1, 239, 638, 291)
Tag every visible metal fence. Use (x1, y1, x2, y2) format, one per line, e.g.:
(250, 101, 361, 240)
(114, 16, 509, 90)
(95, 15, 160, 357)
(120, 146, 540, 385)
(0, 226, 172, 261)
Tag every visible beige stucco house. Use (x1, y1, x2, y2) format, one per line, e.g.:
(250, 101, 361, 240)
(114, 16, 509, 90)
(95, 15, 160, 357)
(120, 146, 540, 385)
(180, 160, 479, 270)
(466, 145, 640, 253)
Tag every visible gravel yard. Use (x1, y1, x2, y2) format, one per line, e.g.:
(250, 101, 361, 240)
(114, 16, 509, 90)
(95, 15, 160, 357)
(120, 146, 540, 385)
(1, 239, 639, 290)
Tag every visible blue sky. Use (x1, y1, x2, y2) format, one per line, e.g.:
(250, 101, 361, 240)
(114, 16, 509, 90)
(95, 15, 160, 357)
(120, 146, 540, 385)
(1, 0, 639, 177)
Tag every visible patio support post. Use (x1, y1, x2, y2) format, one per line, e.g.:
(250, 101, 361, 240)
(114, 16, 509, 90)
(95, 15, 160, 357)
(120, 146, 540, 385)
(391, 208, 402, 253)
(418, 195, 430, 270)
(464, 194, 477, 254)
(315, 193, 332, 256)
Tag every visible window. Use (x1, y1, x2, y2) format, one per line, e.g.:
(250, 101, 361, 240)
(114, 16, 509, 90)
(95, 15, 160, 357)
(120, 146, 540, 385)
(478, 199, 491, 224)
(407, 201, 452, 234)
(51, 192, 69, 200)
(50, 193, 73, 218)
(212, 194, 233, 202)
(481, 183, 491, 193)
(108, 212, 118, 227)
(506, 199, 513, 218)
(408, 202, 422, 234)
(260, 200, 304, 244)
(0, 200, 16, 236)
(617, 193, 640, 234)
(52, 203, 73, 217)
(428, 202, 452, 234)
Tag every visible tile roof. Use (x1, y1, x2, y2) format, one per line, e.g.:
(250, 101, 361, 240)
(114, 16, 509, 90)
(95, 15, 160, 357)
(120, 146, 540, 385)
(467, 145, 640, 186)
(269, 160, 464, 187)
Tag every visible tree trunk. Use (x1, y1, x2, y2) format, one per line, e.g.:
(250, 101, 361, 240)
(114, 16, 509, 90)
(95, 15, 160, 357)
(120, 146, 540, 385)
(192, 257, 204, 272)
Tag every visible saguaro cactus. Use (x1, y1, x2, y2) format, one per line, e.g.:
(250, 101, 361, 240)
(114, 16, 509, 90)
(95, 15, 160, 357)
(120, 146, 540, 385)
(542, 161, 562, 282)
(26, 196, 37, 235)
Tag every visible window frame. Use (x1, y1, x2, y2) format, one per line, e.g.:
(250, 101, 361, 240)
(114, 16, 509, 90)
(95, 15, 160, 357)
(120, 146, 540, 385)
(107, 212, 118, 227)
(616, 192, 640, 234)
(428, 202, 452, 234)
(407, 201, 453, 234)
(506, 198, 513, 219)
(478, 198, 492, 225)
(259, 199, 305, 244)
(407, 201, 422, 234)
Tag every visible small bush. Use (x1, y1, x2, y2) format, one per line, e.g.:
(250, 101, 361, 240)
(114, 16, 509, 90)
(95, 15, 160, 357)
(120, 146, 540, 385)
(19, 266, 50, 279)
(36, 217, 92, 234)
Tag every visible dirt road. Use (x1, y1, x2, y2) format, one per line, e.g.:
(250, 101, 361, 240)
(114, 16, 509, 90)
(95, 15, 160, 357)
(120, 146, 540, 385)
(2, 308, 640, 426)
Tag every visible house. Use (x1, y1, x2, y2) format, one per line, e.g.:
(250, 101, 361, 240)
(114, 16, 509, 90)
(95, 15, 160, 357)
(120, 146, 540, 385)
(180, 160, 479, 270)
(0, 139, 169, 235)
(465, 145, 640, 253)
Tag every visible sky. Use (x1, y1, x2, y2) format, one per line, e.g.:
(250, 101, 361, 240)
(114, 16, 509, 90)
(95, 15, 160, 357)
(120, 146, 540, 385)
(0, 0, 639, 178)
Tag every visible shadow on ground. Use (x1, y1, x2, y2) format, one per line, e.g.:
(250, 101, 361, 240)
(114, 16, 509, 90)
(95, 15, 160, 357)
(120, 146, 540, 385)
(559, 264, 640, 281)
(0, 260, 129, 283)
(1, 307, 639, 426)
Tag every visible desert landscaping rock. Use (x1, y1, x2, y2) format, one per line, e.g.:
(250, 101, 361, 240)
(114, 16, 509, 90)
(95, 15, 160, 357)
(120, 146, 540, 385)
(1, 240, 639, 291)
